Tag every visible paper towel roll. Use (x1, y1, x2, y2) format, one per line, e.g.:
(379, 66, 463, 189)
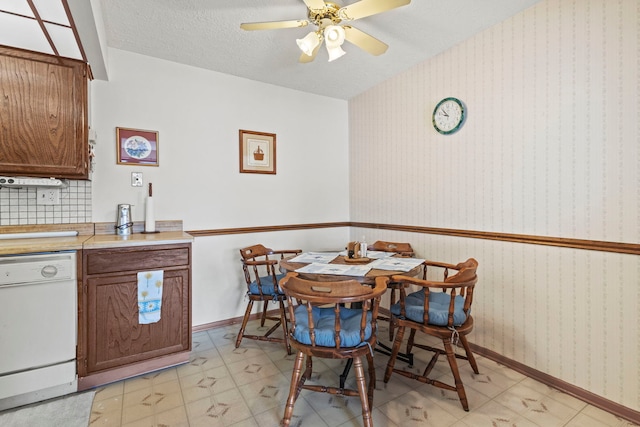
(145, 196, 156, 232)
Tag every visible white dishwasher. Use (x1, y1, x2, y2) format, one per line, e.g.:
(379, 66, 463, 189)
(0, 251, 77, 410)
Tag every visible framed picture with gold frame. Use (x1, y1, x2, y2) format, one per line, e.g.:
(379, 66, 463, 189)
(116, 127, 159, 166)
(239, 129, 276, 174)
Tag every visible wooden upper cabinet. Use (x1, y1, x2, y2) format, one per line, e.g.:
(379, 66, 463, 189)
(0, 46, 89, 179)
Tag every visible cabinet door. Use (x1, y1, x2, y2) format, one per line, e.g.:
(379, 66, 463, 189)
(0, 46, 88, 179)
(85, 268, 190, 374)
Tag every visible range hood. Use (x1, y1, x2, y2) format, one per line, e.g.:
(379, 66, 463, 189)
(0, 176, 68, 189)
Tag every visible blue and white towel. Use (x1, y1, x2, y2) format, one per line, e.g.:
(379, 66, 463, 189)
(137, 270, 164, 324)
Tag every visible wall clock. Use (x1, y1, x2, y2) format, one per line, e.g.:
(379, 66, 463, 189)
(432, 97, 465, 135)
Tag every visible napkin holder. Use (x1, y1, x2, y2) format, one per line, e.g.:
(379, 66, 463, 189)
(347, 241, 360, 259)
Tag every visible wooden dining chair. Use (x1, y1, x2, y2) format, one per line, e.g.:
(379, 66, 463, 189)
(235, 244, 302, 354)
(367, 240, 415, 340)
(383, 258, 479, 411)
(279, 273, 388, 427)
(367, 240, 415, 257)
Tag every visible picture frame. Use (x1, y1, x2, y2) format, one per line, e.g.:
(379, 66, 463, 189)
(239, 129, 276, 174)
(116, 127, 159, 166)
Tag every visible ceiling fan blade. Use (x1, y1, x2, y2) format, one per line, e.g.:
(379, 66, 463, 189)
(240, 20, 309, 31)
(302, 0, 327, 11)
(343, 26, 388, 56)
(338, 0, 411, 21)
(299, 43, 321, 63)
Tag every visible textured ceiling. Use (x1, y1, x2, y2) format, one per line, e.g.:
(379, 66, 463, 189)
(98, 0, 541, 100)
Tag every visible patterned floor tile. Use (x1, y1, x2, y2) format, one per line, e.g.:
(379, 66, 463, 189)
(237, 372, 291, 416)
(226, 354, 283, 387)
(377, 388, 460, 426)
(186, 388, 253, 426)
(179, 364, 237, 403)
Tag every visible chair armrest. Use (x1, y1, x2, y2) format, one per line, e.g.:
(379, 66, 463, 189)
(422, 260, 458, 270)
(391, 274, 453, 289)
(271, 249, 302, 257)
(243, 259, 278, 266)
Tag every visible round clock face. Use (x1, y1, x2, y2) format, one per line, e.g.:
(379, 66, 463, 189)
(432, 97, 465, 134)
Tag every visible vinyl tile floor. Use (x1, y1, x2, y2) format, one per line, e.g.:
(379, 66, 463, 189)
(89, 319, 638, 427)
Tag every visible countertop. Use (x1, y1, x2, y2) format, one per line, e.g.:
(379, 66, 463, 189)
(83, 231, 193, 249)
(0, 222, 193, 255)
(0, 234, 89, 255)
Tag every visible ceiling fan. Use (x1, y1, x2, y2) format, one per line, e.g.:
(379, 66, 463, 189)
(240, 0, 411, 63)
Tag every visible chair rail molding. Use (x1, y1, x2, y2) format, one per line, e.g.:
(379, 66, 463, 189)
(187, 222, 640, 256)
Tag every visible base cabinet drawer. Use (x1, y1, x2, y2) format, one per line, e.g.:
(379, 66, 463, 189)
(84, 245, 190, 275)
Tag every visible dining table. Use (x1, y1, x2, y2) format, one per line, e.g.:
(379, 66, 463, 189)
(279, 251, 424, 385)
(278, 251, 424, 285)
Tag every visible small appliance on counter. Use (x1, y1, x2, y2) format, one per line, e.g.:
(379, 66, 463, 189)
(116, 204, 133, 235)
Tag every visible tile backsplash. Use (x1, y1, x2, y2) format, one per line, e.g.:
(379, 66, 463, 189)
(0, 180, 92, 226)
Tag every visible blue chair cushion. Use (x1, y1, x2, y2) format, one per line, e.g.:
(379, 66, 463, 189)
(248, 273, 285, 295)
(292, 304, 372, 347)
(390, 290, 468, 326)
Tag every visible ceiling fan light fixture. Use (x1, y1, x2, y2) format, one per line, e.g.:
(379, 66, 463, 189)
(324, 25, 345, 46)
(296, 31, 321, 56)
(324, 25, 346, 62)
(326, 44, 346, 62)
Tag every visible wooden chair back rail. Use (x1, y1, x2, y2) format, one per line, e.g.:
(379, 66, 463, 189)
(283, 278, 378, 300)
(368, 240, 415, 257)
(270, 249, 303, 258)
(240, 244, 302, 261)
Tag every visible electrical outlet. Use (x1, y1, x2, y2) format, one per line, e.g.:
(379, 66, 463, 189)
(131, 172, 143, 187)
(37, 188, 61, 205)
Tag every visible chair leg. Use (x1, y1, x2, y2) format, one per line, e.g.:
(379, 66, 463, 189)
(458, 335, 479, 374)
(235, 300, 254, 348)
(443, 337, 470, 411)
(384, 325, 406, 382)
(260, 299, 269, 327)
(406, 328, 417, 354)
(353, 357, 373, 427)
(283, 351, 305, 427)
(388, 287, 396, 341)
(365, 351, 376, 408)
(279, 299, 292, 355)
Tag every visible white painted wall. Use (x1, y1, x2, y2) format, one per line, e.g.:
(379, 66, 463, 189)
(90, 48, 350, 326)
(349, 0, 639, 412)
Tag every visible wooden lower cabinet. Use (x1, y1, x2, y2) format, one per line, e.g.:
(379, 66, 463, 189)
(78, 243, 191, 390)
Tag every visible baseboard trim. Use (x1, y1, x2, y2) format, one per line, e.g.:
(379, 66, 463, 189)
(469, 343, 640, 425)
(192, 312, 263, 333)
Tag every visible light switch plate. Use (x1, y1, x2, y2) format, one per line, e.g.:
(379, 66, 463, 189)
(131, 172, 143, 187)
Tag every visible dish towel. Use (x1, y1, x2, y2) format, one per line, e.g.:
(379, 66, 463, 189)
(137, 270, 164, 324)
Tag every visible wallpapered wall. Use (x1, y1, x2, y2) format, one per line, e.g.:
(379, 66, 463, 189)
(349, 0, 639, 412)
